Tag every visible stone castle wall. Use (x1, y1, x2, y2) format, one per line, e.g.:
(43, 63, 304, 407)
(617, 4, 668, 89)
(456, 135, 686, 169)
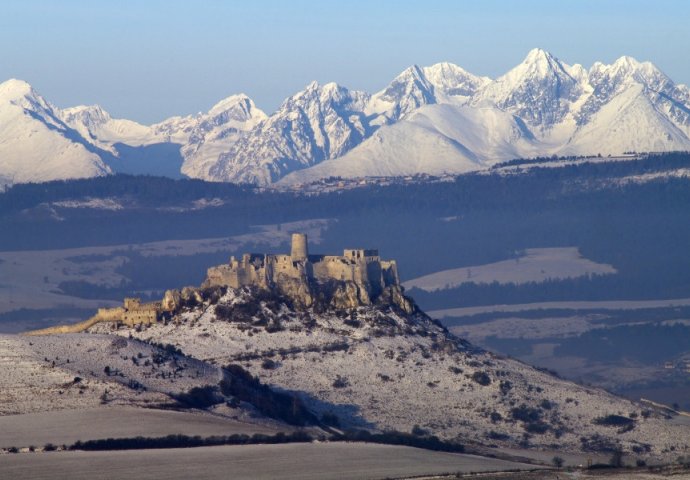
(26, 299, 162, 336)
(204, 233, 401, 306)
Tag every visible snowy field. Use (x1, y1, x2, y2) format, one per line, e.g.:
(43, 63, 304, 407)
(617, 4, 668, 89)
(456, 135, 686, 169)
(429, 297, 690, 318)
(450, 315, 596, 341)
(0, 407, 280, 449)
(0, 218, 330, 317)
(0, 443, 539, 480)
(403, 247, 616, 292)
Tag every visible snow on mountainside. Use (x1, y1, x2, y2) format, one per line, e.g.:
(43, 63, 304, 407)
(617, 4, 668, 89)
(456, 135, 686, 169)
(204, 49, 690, 185)
(281, 104, 539, 183)
(0, 79, 111, 186)
(367, 65, 436, 124)
(4, 49, 690, 186)
(560, 83, 690, 156)
(59, 105, 159, 151)
(472, 48, 587, 134)
(423, 62, 491, 104)
(180, 95, 267, 179)
(205, 82, 372, 184)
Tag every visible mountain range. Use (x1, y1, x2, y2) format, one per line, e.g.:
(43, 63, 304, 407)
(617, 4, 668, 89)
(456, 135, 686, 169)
(2, 48, 690, 187)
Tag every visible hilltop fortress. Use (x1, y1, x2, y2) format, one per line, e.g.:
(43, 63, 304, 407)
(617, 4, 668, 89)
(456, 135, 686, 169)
(204, 233, 410, 311)
(26, 234, 412, 336)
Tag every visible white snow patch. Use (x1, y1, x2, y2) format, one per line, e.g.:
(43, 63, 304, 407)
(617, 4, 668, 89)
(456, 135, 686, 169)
(403, 247, 616, 292)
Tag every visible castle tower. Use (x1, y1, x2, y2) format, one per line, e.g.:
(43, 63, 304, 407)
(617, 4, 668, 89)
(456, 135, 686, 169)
(291, 233, 308, 261)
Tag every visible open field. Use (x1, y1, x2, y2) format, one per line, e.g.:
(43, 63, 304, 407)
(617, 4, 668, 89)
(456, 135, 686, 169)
(0, 407, 281, 449)
(403, 247, 615, 292)
(429, 297, 690, 318)
(0, 442, 541, 480)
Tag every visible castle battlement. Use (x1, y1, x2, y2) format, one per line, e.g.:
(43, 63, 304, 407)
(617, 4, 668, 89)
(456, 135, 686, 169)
(204, 233, 400, 303)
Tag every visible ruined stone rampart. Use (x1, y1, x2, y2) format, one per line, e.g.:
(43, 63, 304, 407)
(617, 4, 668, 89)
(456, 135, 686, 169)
(25, 298, 165, 336)
(25, 307, 125, 336)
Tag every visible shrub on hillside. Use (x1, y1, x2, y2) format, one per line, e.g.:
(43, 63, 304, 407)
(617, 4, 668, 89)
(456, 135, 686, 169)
(593, 414, 635, 427)
(173, 386, 223, 409)
(471, 371, 491, 386)
(220, 364, 318, 426)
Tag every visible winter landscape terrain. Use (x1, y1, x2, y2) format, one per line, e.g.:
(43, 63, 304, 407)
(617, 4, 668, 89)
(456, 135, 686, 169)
(4, 21, 690, 475)
(2, 160, 690, 478)
(3, 49, 690, 187)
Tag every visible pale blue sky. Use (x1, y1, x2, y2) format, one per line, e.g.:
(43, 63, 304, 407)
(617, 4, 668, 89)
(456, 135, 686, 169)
(2, 0, 688, 123)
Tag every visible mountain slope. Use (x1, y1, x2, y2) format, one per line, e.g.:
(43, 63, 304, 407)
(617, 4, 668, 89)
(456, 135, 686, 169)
(205, 82, 372, 184)
(180, 94, 267, 179)
(561, 83, 690, 155)
(472, 48, 587, 135)
(281, 103, 538, 183)
(59, 105, 158, 152)
(0, 79, 111, 186)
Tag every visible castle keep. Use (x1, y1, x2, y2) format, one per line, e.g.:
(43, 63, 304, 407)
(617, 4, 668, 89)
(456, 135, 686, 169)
(205, 233, 401, 302)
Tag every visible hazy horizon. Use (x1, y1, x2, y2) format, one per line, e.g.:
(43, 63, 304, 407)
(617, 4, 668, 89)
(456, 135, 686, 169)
(2, 0, 689, 123)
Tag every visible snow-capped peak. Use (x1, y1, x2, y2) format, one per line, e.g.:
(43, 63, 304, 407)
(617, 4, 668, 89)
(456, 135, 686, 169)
(423, 62, 491, 102)
(523, 47, 557, 66)
(60, 104, 112, 128)
(0, 78, 56, 116)
(473, 48, 584, 130)
(383, 64, 434, 98)
(202, 94, 267, 129)
(589, 55, 670, 88)
(0, 78, 35, 101)
(0, 79, 111, 185)
(283, 81, 361, 107)
(504, 48, 574, 86)
(208, 93, 254, 115)
(369, 64, 436, 122)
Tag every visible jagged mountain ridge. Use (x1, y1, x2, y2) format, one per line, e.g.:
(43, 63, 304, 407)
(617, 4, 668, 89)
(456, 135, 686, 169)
(205, 82, 371, 184)
(281, 50, 690, 184)
(3, 48, 690, 186)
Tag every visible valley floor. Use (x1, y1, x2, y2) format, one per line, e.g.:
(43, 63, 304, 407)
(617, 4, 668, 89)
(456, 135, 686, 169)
(0, 406, 280, 450)
(0, 442, 540, 480)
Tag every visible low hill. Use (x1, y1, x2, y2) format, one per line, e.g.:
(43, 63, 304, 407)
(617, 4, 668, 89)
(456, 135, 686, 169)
(83, 285, 690, 460)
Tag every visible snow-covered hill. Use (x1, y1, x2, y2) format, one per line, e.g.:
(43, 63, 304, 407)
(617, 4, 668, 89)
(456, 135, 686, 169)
(3, 49, 690, 186)
(88, 286, 690, 459)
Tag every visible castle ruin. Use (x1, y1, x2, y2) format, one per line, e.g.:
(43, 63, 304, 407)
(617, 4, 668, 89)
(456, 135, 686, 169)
(26, 233, 411, 336)
(204, 233, 401, 306)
